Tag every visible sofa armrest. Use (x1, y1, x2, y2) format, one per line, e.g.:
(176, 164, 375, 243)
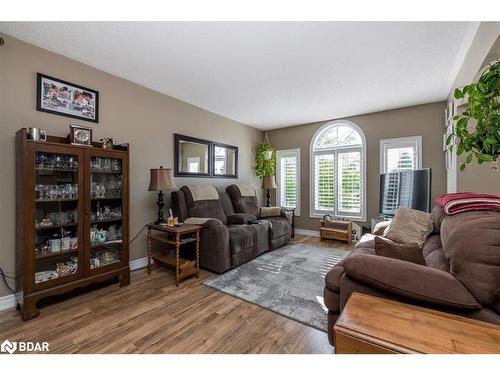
(259, 207, 293, 225)
(342, 254, 481, 310)
(184, 217, 224, 229)
(188, 219, 230, 273)
(227, 213, 257, 225)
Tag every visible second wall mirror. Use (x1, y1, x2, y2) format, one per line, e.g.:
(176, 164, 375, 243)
(213, 142, 238, 178)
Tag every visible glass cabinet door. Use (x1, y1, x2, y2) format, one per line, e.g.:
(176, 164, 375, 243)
(33, 151, 82, 286)
(88, 155, 125, 272)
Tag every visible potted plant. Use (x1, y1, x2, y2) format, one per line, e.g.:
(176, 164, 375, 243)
(448, 60, 500, 171)
(255, 134, 276, 178)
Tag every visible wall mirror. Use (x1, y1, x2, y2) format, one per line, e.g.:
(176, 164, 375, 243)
(212, 142, 238, 178)
(174, 134, 211, 177)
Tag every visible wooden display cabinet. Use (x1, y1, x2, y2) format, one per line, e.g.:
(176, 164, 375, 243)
(16, 129, 130, 321)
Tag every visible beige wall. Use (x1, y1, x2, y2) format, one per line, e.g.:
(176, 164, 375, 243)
(447, 22, 500, 194)
(0, 34, 263, 298)
(267, 102, 447, 231)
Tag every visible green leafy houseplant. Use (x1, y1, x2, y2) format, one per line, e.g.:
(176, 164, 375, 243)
(448, 60, 500, 172)
(255, 142, 276, 177)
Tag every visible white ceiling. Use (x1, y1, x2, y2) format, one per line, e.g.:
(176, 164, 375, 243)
(0, 22, 478, 130)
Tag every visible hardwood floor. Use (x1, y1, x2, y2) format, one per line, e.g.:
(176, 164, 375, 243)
(0, 235, 352, 354)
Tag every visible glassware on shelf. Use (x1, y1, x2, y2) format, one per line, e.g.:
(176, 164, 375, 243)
(35, 184, 78, 200)
(90, 225, 99, 244)
(36, 152, 79, 170)
(90, 249, 119, 270)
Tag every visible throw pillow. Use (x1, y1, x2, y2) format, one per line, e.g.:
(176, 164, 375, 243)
(384, 207, 433, 247)
(374, 236, 426, 265)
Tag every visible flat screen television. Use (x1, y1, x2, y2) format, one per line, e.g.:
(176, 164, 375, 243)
(379, 168, 431, 216)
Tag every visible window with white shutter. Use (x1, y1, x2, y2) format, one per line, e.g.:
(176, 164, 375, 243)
(310, 121, 366, 220)
(380, 136, 422, 173)
(380, 136, 422, 213)
(276, 149, 301, 215)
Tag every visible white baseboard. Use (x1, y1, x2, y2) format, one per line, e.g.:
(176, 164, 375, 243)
(0, 293, 21, 312)
(295, 228, 321, 237)
(0, 257, 149, 312)
(129, 256, 148, 271)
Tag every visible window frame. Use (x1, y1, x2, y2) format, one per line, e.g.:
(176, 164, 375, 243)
(276, 148, 301, 216)
(380, 136, 422, 174)
(309, 120, 366, 221)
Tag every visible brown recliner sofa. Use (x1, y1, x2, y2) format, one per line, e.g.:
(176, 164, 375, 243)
(171, 184, 292, 273)
(324, 206, 500, 345)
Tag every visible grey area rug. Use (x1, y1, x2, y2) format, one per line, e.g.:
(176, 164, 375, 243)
(204, 242, 347, 332)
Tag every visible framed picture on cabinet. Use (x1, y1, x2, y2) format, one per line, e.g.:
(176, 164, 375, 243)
(36, 73, 99, 123)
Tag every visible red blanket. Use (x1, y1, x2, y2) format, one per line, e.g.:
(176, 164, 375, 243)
(435, 192, 500, 215)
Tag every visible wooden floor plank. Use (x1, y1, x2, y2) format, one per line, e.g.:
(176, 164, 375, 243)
(0, 235, 348, 354)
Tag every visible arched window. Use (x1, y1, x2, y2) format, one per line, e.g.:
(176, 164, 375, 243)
(310, 120, 366, 220)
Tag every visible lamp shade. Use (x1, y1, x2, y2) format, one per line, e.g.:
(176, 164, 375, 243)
(148, 167, 176, 191)
(261, 175, 277, 190)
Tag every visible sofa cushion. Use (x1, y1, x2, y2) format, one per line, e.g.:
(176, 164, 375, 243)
(431, 205, 446, 233)
(422, 234, 449, 271)
(355, 233, 376, 250)
(227, 213, 257, 225)
(219, 191, 236, 217)
(374, 236, 425, 265)
(440, 210, 500, 306)
(384, 208, 434, 247)
(343, 253, 481, 310)
(251, 221, 271, 255)
(373, 220, 391, 235)
(226, 184, 260, 217)
(181, 186, 228, 225)
(228, 225, 257, 255)
(263, 217, 289, 240)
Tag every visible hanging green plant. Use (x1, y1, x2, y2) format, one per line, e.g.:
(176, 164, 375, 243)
(255, 134, 276, 178)
(448, 60, 500, 172)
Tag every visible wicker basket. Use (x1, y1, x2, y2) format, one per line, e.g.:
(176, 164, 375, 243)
(320, 220, 352, 244)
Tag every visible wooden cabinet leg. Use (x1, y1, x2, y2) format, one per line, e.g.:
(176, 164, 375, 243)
(21, 296, 40, 321)
(175, 233, 180, 287)
(120, 269, 130, 287)
(196, 229, 200, 279)
(147, 228, 152, 274)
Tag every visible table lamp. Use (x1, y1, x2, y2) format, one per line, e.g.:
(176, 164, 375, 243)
(148, 166, 176, 225)
(261, 175, 277, 207)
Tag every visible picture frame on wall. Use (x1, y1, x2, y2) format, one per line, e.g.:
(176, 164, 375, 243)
(36, 73, 99, 123)
(447, 100, 455, 122)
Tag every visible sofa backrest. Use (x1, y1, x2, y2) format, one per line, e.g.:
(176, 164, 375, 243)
(172, 185, 228, 225)
(439, 209, 500, 308)
(226, 184, 259, 217)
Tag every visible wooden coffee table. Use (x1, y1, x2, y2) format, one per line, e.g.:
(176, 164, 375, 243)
(334, 292, 500, 354)
(146, 223, 201, 286)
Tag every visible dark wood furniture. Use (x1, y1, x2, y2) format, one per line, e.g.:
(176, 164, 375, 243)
(16, 129, 130, 321)
(320, 219, 352, 244)
(146, 223, 201, 286)
(334, 293, 500, 354)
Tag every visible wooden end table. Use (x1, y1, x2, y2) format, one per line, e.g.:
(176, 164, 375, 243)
(146, 223, 201, 287)
(334, 292, 500, 354)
